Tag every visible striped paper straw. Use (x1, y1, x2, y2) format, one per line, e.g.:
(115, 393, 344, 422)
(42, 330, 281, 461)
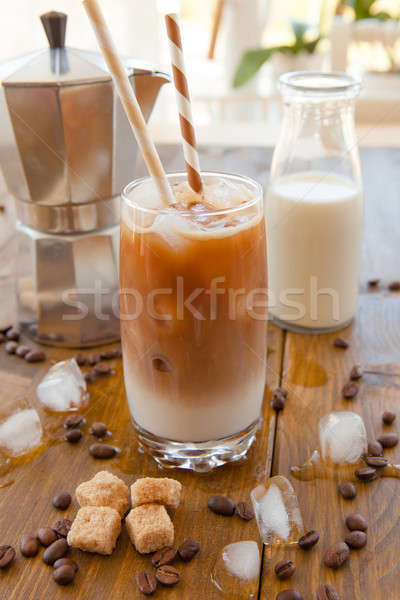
(83, 0, 174, 205)
(165, 13, 203, 194)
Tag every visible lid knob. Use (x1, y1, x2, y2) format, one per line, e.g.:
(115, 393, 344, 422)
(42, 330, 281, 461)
(40, 11, 67, 49)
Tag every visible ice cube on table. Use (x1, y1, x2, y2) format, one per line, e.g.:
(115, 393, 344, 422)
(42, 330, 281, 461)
(212, 541, 260, 599)
(0, 409, 42, 457)
(251, 475, 304, 545)
(37, 358, 88, 412)
(319, 411, 367, 464)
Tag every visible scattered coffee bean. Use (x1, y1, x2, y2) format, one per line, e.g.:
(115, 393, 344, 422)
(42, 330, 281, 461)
(6, 328, 20, 341)
(65, 429, 82, 444)
(100, 348, 122, 359)
(388, 281, 400, 291)
(350, 364, 363, 380)
(342, 382, 359, 399)
(317, 584, 340, 600)
(53, 493, 71, 510)
(338, 482, 357, 499)
(276, 591, 302, 600)
(155, 565, 180, 587)
(0, 333, 5, 343)
(298, 530, 319, 550)
(152, 356, 172, 372)
(20, 535, 39, 557)
(323, 541, 350, 569)
(377, 432, 399, 448)
(208, 495, 236, 516)
(53, 557, 78, 572)
(88, 352, 101, 365)
(53, 519, 72, 538)
(271, 387, 288, 411)
(42, 538, 68, 565)
(89, 422, 108, 438)
(5, 341, 18, 354)
(236, 501, 255, 521)
(333, 337, 348, 349)
(94, 362, 114, 375)
(344, 530, 367, 549)
(0, 545, 16, 569)
(137, 570, 157, 595)
(53, 565, 75, 586)
(345, 514, 368, 532)
(64, 414, 84, 428)
(364, 456, 388, 468)
(177, 539, 200, 562)
(274, 560, 296, 580)
(355, 467, 377, 482)
(368, 440, 383, 457)
(89, 443, 117, 459)
(151, 546, 177, 568)
(84, 369, 98, 383)
(74, 353, 87, 366)
(368, 279, 380, 288)
(25, 350, 46, 363)
(382, 411, 396, 425)
(38, 527, 57, 547)
(15, 345, 30, 357)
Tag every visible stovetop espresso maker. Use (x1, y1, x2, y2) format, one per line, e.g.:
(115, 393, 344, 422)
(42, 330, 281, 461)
(0, 11, 169, 347)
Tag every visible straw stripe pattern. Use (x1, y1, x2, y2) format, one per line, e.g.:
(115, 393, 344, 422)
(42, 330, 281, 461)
(165, 13, 202, 193)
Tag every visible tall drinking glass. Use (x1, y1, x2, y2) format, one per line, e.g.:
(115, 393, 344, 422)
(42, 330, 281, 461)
(120, 172, 267, 471)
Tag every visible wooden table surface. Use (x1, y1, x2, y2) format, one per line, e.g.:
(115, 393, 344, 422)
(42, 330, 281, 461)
(0, 145, 399, 599)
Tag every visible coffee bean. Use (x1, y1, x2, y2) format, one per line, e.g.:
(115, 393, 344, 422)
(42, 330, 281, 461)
(15, 345, 30, 357)
(6, 328, 20, 341)
(25, 350, 46, 363)
(388, 281, 400, 291)
(274, 560, 296, 580)
(38, 527, 57, 547)
(382, 411, 396, 425)
(0, 333, 5, 343)
(317, 584, 340, 600)
(5, 341, 18, 354)
(20, 535, 39, 557)
(378, 432, 399, 448)
(53, 519, 72, 538)
(100, 348, 122, 360)
(333, 337, 348, 348)
(89, 422, 108, 438)
(53, 565, 75, 586)
(89, 443, 117, 459)
(271, 387, 288, 411)
(151, 546, 177, 568)
(276, 591, 302, 600)
(368, 440, 383, 457)
(342, 382, 359, 399)
(74, 353, 87, 366)
(53, 493, 71, 510)
(0, 545, 16, 569)
(345, 530, 367, 549)
(208, 495, 235, 516)
(177, 539, 200, 562)
(323, 542, 350, 569)
(355, 467, 377, 482)
(350, 365, 363, 380)
(43, 538, 68, 565)
(136, 570, 157, 595)
(65, 429, 82, 444)
(298, 530, 319, 550)
(88, 352, 101, 365)
(64, 414, 84, 428)
(236, 501, 255, 521)
(94, 362, 114, 375)
(84, 369, 98, 383)
(364, 456, 388, 468)
(368, 279, 380, 288)
(345, 514, 368, 532)
(338, 482, 357, 499)
(54, 557, 78, 572)
(155, 565, 180, 587)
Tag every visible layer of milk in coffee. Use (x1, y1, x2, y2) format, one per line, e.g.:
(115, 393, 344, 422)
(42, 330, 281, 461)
(120, 177, 267, 442)
(266, 171, 363, 330)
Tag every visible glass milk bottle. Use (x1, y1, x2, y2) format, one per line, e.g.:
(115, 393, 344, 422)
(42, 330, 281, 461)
(266, 71, 363, 333)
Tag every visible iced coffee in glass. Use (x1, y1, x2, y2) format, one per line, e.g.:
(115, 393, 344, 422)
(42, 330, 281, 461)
(120, 172, 267, 471)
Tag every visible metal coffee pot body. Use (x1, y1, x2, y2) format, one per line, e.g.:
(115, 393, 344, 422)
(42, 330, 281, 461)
(0, 12, 169, 347)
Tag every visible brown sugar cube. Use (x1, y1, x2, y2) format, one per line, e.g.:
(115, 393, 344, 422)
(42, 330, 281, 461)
(130, 477, 182, 510)
(126, 504, 174, 554)
(67, 506, 121, 555)
(76, 471, 130, 516)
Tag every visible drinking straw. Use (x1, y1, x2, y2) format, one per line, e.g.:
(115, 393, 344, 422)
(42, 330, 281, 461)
(207, 0, 225, 60)
(83, 0, 174, 205)
(165, 13, 203, 194)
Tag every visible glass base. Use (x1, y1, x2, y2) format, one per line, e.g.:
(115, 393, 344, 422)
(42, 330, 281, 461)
(270, 314, 354, 335)
(133, 419, 260, 473)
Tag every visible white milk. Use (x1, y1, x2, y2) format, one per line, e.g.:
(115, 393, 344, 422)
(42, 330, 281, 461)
(266, 171, 363, 330)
